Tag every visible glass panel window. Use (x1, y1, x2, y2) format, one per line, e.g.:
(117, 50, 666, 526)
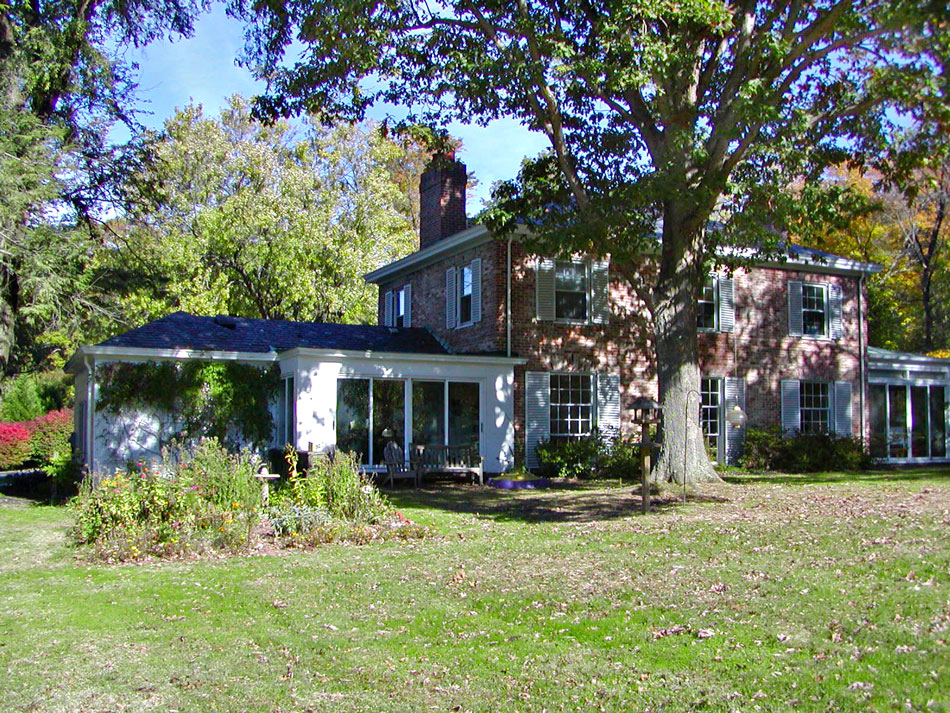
(802, 284, 827, 336)
(395, 288, 406, 328)
(282, 377, 295, 447)
(800, 381, 830, 434)
(549, 374, 593, 439)
(888, 385, 908, 458)
(448, 382, 479, 448)
(697, 277, 718, 331)
(700, 377, 722, 458)
(372, 380, 405, 466)
(337, 379, 370, 463)
(412, 381, 445, 447)
(459, 265, 473, 324)
(555, 261, 588, 321)
(930, 386, 946, 458)
(911, 386, 929, 458)
(869, 384, 887, 458)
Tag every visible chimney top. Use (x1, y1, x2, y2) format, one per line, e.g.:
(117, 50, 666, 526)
(419, 154, 467, 249)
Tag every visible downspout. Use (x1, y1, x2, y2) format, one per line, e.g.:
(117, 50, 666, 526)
(858, 273, 866, 443)
(506, 236, 512, 358)
(83, 355, 95, 474)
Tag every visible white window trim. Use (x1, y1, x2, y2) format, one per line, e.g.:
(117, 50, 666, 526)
(799, 380, 831, 433)
(457, 263, 474, 328)
(549, 371, 595, 438)
(700, 376, 724, 457)
(697, 276, 719, 333)
(801, 282, 830, 340)
(554, 259, 591, 325)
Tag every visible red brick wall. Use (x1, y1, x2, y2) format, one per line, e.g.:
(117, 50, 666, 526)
(377, 239, 869, 462)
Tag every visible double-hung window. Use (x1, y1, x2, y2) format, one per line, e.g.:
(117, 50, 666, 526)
(697, 277, 718, 331)
(799, 381, 830, 433)
(700, 377, 722, 457)
(458, 264, 473, 325)
(549, 373, 593, 440)
(395, 289, 406, 328)
(384, 285, 411, 327)
(555, 261, 588, 321)
(802, 283, 827, 337)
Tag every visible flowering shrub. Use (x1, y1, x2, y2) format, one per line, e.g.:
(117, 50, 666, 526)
(71, 438, 263, 561)
(0, 422, 33, 469)
(30, 408, 73, 465)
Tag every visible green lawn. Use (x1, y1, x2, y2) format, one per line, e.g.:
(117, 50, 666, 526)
(1, 469, 948, 712)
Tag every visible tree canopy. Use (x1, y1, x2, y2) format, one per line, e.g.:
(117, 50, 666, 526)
(103, 97, 423, 326)
(232, 0, 946, 481)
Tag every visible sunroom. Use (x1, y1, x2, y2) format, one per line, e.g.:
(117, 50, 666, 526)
(868, 347, 950, 463)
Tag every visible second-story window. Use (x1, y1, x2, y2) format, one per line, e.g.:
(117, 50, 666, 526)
(555, 261, 588, 321)
(802, 283, 827, 336)
(697, 277, 718, 331)
(395, 289, 406, 327)
(459, 264, 473, 325)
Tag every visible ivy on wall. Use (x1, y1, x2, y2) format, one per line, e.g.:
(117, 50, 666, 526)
(96, 361, 282, 448)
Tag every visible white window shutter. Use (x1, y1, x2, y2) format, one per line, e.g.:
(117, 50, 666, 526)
(403, 285, 412, 327)
(591, 259, 610, 324)
(834, 381, 853, 436)
(445, 267, 457, 329)
(781, 380, 801, 434)
(383, 290, 393, 327)
(788, 280, 803, 336)
(724, 377, 746, 465)
(470, 258, 482, 323)
(596, 373, 621, 442)
(525, 372, 550, 470)
(829, 284, 843, 340)
(719, 277, 735, 334)
(536, 258, 555, 321)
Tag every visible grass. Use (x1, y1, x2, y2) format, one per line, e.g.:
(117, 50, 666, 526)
(0, 468, 948, 712)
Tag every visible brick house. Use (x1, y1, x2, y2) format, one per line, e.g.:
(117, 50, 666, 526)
(68, 156, 950, 474)
(367, 155, 949, 469)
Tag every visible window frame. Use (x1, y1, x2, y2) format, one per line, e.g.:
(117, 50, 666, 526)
(394, 288, 406, 328)
(549, 372, 594, 440)
(281, 375, 296, 447)
(801, 282, 829, 338)
(458, 263, 473, 326)
(697, 276, 719, 332)
(554, 260, 590, 323)
(700, 376, 723, 459)
(799, 381, 830, 434)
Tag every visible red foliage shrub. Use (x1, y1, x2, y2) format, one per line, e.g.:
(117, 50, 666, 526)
(0, 422, 33, 469)
(29, 408, 73, 465)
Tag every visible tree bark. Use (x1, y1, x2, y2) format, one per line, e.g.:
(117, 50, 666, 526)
(650, 211, 721, 484)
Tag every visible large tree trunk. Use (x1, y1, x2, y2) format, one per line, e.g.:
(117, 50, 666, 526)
(650, 211, 721, 484)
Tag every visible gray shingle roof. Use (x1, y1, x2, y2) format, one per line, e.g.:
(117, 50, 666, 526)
(98, 312, 449, 355)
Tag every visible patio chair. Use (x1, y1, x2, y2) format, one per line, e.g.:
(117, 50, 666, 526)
(382, 441, 418, 488)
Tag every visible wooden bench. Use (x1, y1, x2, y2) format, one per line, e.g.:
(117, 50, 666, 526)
(410, 444, 484, 485)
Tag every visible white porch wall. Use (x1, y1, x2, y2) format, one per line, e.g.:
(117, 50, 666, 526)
(287, 352, 517, 473)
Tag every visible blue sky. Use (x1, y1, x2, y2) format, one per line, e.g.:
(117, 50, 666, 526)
(124, 4, 549, 209)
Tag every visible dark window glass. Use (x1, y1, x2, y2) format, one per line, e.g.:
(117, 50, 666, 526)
(549, 374, 593, 438)
(800, 381, 829, 434)
(697, 278, 717, 331)
(911, 386, 929, 458)
(395, 289, 405, 328)
(888, 385, 907, 458)
(337, 379, 370, 464)
(459, 266, 473, 324)
(701, 377, 721, 458)
(869, 384, 887, 458)
(930, 386, 946, 458)
(412, 381, 445, 447)
(448, 382, 479, 447)
(372, 380, 405, 466)
(555, 261, 588, 321)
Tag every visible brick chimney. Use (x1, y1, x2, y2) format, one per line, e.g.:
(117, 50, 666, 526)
(419, 152, 467, 250)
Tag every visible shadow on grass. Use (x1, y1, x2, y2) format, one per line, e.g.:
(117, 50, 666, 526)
(386, 479, 729, 524)
(722, 465, 950, 486)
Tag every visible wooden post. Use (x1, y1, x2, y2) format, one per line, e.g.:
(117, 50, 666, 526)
(641, 422, 652, 514)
